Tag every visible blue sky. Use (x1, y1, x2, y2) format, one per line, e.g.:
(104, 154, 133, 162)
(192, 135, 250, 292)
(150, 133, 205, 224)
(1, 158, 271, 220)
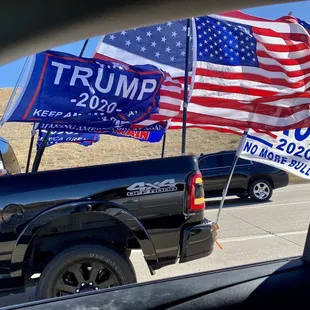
(0, 1, 308, 87)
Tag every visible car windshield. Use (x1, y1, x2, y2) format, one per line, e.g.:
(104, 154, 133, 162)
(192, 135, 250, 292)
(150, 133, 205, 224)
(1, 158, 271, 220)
(0, 0, 309, 308)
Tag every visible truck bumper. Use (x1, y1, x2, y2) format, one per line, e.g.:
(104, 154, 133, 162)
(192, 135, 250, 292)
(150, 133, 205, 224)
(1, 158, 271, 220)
(179, 218, 216, 263)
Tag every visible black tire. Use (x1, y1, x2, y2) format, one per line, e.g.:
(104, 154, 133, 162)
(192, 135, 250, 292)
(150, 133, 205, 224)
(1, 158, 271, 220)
(125, 249, 132, 257)
(249, 179, 273, 202)
(36, 244, 137, 300)
(237, 194, 248, 199)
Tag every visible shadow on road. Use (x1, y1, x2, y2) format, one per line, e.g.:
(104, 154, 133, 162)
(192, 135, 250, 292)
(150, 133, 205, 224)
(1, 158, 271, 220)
(0, 286, 36, 308)
(205, 197, 274, 210)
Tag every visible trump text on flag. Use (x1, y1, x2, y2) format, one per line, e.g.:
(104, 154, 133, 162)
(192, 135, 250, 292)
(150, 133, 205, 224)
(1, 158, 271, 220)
(6, 50, 172, 127)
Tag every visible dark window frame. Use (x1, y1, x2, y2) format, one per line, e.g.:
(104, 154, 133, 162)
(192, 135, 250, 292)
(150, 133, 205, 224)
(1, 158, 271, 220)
(199, 153, 253, 170)
(198, 154, 222, 170)
(221, 153, 252, 167)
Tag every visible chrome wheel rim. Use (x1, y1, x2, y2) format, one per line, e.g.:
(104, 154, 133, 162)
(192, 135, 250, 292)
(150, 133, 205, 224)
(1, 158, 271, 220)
(253, 183, 270, 200)
(54, 260, 120, 297)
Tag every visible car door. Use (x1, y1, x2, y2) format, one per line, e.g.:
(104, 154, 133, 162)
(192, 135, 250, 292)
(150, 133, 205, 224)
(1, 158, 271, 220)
(199, 155, 224, 194)
(219, 154, 253, 191)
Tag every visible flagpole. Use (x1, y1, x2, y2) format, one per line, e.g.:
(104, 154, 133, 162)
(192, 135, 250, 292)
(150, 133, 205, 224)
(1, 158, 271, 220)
(161, 133, 166, 158)
(31, 39, 90, 172)
(215, 128, 249, 224)
(25, 124, 37, 173)
(181, 18, 191, 155)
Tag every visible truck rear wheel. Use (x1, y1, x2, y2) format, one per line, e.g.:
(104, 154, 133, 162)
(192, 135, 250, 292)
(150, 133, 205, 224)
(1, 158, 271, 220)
(249, 179, 273, 202)
(35, 244, 137, 300)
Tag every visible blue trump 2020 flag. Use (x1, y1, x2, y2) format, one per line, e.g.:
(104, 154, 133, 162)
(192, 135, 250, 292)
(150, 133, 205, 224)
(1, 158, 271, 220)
(4, 50, 168, 129)
(37, 130, 100, 149)
(37, 120, 167, 144)
(37, 121, 165, 149)
(105, 122, 167, 143)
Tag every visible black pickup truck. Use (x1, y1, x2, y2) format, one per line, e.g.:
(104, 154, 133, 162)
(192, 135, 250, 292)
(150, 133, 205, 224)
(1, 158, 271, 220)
(0, 146, 216, 300)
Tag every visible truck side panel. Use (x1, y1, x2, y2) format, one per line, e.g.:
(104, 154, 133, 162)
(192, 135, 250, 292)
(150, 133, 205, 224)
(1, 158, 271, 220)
(0, 156, 201, 273)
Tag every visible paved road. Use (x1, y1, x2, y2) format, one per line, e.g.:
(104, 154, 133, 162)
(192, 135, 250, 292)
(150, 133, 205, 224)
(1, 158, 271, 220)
(1, 184, 310, 307)
(130, 183, 310, 282)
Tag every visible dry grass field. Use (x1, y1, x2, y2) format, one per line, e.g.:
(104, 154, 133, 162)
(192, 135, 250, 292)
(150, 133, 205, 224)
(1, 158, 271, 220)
(0, 88, 307, 184)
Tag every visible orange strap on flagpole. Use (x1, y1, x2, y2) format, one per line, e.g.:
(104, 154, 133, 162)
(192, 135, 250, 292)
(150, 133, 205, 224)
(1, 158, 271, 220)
(215, 223, 223, 250)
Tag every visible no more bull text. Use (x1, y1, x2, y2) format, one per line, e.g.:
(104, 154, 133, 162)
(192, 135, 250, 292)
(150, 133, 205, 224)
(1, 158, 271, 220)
(243, 141, 310, 177)
(51, 61, 160, 101)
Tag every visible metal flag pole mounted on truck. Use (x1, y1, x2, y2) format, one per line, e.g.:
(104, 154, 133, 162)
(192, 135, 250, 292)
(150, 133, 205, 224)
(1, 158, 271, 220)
(31, 38, 90, 173)
(215, 129, 249, 224)
(181, 18, 191, 156)
(160, 18, 192, 157)
(161, 133, 166, 158)
(25, 123, 38, 173)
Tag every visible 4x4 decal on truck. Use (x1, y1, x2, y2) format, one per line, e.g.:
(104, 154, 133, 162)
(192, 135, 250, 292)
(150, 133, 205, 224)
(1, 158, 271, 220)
(127, 179, 178, 196)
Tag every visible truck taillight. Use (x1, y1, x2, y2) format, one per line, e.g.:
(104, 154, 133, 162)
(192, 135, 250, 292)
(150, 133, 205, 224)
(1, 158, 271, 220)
(188, 171, 205, 212)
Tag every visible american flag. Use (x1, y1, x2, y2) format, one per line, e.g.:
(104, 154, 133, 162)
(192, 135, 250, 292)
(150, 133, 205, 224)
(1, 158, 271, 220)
(94, 11, 310, 132)
(171, 12, 310, 131)
(94, 20, 193, 127)
(94, 20, 192, 78)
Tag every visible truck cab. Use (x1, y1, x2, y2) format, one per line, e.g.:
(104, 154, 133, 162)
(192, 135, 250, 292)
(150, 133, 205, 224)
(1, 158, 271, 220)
(0, 146, 216, 302)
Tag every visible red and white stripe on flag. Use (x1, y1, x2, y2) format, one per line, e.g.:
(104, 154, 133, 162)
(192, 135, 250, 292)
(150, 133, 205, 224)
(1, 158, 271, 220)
(133, 75, 182, 127)
(172, 11, 310, 132)
(94, 11, 310, 132)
